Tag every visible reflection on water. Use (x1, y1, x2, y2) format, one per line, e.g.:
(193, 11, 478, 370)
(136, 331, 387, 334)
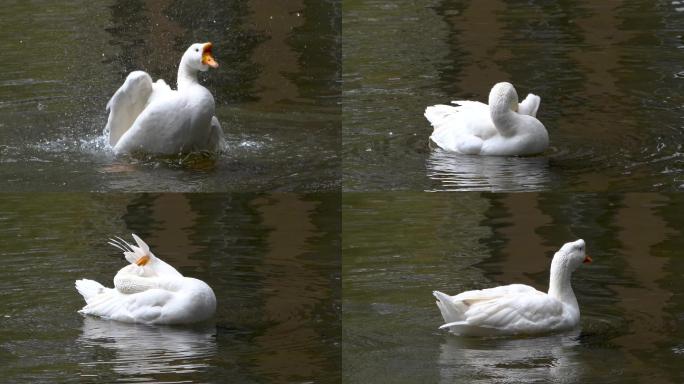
(78, 318, 216, 379)
(439, 332, 582, 384)
(344, 0, 684, 191)
(0, 0, 340, 192)
(343, 193, 684, 383)
(426, 149, 552, 191)
(0, 193, 340, 383)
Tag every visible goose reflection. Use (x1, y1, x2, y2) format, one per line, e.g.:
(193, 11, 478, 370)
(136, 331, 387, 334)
(438, 331, 582, 383)
(426, 149, 551, 191)
(78, 317, 216, 377)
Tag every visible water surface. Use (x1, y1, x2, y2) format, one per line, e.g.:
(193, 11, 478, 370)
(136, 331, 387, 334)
(343, 1, 684, 191)
(343, 193, 684, 383)
(0, 193, 340, 383)
(0, 0, 340, 192)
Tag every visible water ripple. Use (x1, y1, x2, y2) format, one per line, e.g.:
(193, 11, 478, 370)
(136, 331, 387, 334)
(77, 317, 217, 380)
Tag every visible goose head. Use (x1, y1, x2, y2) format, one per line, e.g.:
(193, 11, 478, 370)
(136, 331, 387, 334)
(182, 42, 219, 72)
(551, 239, 592, 275)
(518, 93, 541, 117)
(488, 82, 519, 112)
(108, 234, 159, 268)
(547, 239, 591, 308)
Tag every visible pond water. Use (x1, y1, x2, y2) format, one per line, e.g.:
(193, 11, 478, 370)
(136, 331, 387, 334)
(343, 0, 684, 191)
(0, 193, 340, 383)
(0, 0, 340, 192)
(343, 193, 684, 383)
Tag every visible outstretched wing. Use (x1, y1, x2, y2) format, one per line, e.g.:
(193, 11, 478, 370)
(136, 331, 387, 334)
(105, 71, 154, 146)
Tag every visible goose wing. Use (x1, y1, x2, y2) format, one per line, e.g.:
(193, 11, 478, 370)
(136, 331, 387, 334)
(463, 291, 562, 330)
(206, 116, 224, 152)
(79, 287, 174, 324)
(440, 285, 565, 334)
(105, 71, 155, 146)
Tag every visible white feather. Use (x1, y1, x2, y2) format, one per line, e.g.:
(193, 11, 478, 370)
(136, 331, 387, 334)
(76, 235, 216, 325)
(105, 43, 223, 155)
(426, 82, 548, 156)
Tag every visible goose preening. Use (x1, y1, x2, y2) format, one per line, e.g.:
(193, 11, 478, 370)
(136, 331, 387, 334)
(105, 43, 223, 156)
(75, 234, 216, 325)
(425, 82, 548, 156)
(433, 239, 591, 336)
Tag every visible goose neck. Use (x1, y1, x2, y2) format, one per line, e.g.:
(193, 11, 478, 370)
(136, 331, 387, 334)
(489, 96, 518, 135)
(177, 60, 198, 90)
(548, 263, 578, 309)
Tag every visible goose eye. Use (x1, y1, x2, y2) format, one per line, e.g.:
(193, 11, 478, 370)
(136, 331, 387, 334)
(195, 48, 199, 52)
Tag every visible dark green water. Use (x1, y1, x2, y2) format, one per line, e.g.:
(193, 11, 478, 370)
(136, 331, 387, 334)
(343, 1, 684, 191)
(0, 193, 340, 383)
(6, 1, 684, 383)
(343, 193, 684, 383)
(0, 0, 340, 192)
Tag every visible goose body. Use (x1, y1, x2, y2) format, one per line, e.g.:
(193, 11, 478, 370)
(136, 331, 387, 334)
(433, 239, 591, 336)
(105, 43, 223, 155)
(425, 82, 548, 156)
(75, 234, 216, 325)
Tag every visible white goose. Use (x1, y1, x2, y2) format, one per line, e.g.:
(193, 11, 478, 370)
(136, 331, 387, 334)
(75, 234, 216, 325)
(433, 239, 591, 336)
(425, 82, 548, 156)
(105, 43, 223, 155)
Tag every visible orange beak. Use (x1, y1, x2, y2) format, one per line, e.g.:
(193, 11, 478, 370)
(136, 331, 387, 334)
(583, 255, 592, 264)
(136, 255, 150, 266)
(201, 42, 219, 68)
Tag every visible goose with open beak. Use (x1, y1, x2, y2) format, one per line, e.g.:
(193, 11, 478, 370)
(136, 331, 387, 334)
(105, 42, 224, 156)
